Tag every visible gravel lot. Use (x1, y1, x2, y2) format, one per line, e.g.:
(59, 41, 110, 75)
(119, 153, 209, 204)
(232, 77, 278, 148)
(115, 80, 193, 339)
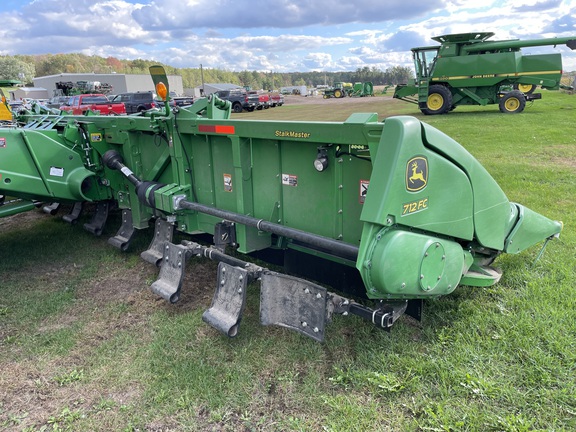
(282, 85, 393, 105)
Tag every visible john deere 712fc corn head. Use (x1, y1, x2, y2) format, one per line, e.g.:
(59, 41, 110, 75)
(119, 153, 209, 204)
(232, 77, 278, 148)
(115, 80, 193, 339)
(0, 66, 562, 341)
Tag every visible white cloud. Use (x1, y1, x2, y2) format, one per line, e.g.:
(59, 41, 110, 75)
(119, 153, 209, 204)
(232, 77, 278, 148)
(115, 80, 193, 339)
(0, 0, 574, 73)
(302, 52, 334, 70)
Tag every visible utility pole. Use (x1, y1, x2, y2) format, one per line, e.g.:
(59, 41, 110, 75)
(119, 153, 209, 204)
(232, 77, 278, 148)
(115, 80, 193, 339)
(200, 64, 205, 96)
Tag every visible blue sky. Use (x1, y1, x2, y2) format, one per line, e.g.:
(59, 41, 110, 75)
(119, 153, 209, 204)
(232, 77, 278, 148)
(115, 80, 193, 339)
(1, 0, 575, 72)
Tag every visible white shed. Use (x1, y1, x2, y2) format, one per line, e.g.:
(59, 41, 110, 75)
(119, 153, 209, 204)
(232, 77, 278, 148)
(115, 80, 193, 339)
(9, 87, 49, 101)
(193, 83, 242, 98)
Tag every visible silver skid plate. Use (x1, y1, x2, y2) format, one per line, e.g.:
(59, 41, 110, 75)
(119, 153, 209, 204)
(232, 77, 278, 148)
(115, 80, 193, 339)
(260, 271, 328, 342)
(202, 262, 248, 337)
(150, 242, 188, 303)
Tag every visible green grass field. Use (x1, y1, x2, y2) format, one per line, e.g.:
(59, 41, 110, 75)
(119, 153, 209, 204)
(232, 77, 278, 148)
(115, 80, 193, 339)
(1, 91, 575, 431)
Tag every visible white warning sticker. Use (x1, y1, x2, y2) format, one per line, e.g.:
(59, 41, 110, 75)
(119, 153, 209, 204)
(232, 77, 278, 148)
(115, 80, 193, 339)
(223, 173, 232, 192)
(359, 180, 369, 203)
(282, 174, 298, 187)
(50, 166, 64, 177)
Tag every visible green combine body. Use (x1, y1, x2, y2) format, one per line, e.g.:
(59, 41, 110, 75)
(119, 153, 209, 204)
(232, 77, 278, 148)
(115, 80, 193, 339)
(394, 32, 576, 114)
(0, 66, 562, 341)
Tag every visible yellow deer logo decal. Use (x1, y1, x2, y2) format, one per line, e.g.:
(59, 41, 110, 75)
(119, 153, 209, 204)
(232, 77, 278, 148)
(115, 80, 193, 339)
(406, 157, 428, 192)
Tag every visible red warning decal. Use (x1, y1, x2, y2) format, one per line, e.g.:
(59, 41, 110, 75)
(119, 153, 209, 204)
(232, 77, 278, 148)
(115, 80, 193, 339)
(198, 125, 236, 134)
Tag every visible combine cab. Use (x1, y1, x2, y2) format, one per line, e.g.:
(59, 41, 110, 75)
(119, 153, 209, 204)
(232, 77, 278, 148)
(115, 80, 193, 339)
(0, 66, 562, 342)
(394, 32, 576, 114)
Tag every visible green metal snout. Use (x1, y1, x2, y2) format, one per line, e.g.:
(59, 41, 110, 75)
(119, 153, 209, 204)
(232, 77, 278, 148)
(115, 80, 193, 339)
(504, 204, 562, 254)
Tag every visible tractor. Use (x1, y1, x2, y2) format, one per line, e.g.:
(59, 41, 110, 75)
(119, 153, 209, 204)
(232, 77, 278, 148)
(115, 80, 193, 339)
(323, 82, 353, 98)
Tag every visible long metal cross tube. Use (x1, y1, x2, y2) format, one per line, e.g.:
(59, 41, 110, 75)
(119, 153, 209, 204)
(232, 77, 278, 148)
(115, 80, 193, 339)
(178, 199, 359, 261)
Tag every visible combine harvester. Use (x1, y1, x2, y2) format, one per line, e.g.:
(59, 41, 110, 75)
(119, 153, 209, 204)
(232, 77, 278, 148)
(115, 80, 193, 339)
(0, 66, 562, 341)
(394, 32, 576, 114)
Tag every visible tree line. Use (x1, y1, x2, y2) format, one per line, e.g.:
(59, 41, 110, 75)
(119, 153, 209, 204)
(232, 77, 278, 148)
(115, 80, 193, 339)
(0, 53, 414, 91)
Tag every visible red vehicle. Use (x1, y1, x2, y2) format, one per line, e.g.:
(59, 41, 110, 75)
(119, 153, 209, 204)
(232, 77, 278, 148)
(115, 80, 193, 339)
(247, 91, 271, 110)
(60, 94, 126, 115)
(268, 92, 284, 107)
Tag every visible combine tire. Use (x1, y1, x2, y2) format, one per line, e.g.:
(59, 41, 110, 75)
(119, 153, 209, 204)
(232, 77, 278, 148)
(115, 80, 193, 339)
(514, 83, 536, 94)
(421, 85, 452, 115)
(499, 91, 526, 114)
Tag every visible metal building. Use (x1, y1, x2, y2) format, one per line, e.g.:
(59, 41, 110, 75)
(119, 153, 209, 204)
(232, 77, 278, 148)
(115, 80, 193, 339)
(9, 87, 49, 100)
(33, 73, 184, 98)
(193, 83, 242, 98)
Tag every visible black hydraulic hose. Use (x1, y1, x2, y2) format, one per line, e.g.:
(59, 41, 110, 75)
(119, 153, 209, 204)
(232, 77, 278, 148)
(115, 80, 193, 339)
(178, 199, 359, 262)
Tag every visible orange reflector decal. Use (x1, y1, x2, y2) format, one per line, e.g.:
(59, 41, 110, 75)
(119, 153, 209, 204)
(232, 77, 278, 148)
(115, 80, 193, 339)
(198, 125, 236, 134)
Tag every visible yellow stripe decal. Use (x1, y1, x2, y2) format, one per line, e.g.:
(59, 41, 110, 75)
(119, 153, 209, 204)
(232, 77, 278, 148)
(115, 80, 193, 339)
(431, 70, 560, 81)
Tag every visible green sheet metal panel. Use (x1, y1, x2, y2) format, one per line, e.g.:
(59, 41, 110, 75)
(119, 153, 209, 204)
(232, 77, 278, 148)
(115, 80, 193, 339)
(251, 139, 283, 224)
(280, 140, 338, 239)
(340, 154, 372, 246)
(360, 116, 475, 241)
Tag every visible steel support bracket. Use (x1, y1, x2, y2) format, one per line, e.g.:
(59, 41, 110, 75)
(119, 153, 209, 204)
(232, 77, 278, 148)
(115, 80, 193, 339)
(202, 262, 249, 337)
(108, 209, 136, 251)
(42, 202, 60, 215)
(83, 200, 111, 236)
(141, 217, 174, 266)
(213, 221, 237, 251)
(150, 242, 190, 303)
(62, 201, 83, 224)
(331, 295, 409, 331)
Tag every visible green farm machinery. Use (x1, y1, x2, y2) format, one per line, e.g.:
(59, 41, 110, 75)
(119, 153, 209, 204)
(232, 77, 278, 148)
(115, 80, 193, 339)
(322, 82, 352, 98)
(323, 81, 374, 98)
(349, 82, 374, 97)
(394, 32, 576, 114)
(0, 66, 562, 341)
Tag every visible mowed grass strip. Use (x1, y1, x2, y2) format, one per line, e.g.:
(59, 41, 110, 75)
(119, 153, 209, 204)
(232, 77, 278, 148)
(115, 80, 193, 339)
(0, 91, 574, 431)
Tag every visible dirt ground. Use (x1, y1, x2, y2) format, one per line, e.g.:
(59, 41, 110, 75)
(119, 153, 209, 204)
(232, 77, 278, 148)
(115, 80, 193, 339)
(0, 207, 219, 431)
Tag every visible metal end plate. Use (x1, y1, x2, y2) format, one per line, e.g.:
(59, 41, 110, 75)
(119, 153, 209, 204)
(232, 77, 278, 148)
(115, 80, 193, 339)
(260, 271, 328, 342)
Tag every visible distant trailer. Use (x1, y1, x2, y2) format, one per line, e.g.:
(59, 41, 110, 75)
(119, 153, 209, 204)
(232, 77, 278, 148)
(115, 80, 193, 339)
(280, 85, 308, 95)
